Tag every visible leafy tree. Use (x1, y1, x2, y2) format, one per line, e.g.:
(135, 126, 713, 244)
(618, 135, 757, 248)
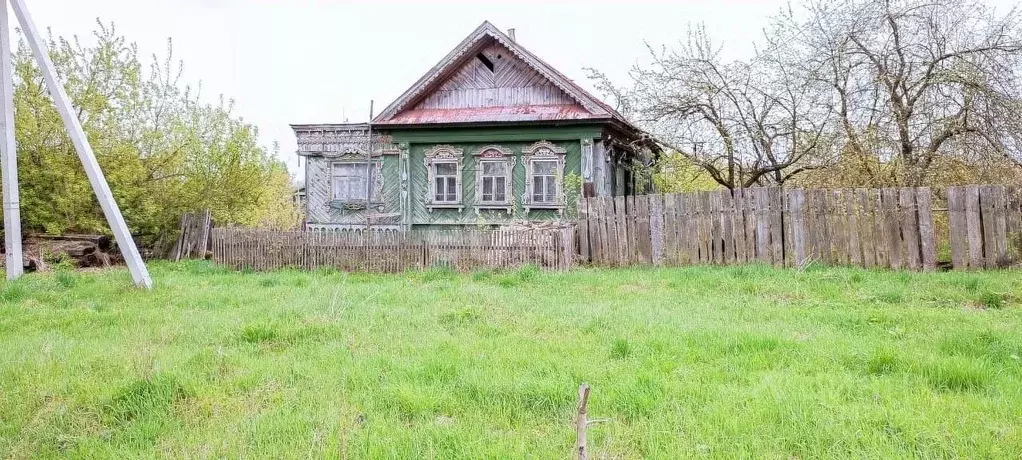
(3, 21, 298, 247)
(651, 151, 720, 193)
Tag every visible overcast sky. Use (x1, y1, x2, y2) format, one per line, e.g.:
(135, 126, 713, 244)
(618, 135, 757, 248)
(17, 0, 1021, 181)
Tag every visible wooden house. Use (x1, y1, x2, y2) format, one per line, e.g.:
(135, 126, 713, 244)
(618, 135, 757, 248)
(292, 21, 658, 230)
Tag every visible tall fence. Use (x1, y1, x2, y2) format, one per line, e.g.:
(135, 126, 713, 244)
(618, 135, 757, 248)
(210, 228, 574, 272)
(578, 185, 1021, 271)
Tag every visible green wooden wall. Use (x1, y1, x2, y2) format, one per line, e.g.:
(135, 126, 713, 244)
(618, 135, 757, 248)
(404, 140, 581, 226)
(307, 125, 602, 228)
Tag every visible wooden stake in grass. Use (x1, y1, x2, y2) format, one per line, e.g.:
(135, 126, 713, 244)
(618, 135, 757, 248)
(576, 384, 590, 460)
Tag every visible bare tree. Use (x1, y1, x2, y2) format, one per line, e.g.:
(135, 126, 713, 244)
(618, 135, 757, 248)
(592, 26, 835, 189)
(777, 0, 1022, 186)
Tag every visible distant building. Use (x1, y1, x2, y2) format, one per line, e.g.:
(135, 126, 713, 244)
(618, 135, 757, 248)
(292, 183, 306, 210)
(292, 21, 659, 230)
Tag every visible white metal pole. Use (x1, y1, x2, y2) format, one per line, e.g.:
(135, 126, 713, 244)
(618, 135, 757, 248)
(0, 2, 22, 281)
(9, 0, 152, 288)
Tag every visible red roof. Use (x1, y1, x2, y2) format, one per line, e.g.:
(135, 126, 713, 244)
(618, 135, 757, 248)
(376, 104, 606, 125)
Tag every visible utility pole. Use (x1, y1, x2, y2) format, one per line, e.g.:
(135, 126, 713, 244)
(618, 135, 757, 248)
(2, 0, 152, 288)
(0, 1, 21, 280)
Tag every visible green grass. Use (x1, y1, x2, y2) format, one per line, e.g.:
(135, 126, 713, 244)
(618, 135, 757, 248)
(1, 261, 1021, 458)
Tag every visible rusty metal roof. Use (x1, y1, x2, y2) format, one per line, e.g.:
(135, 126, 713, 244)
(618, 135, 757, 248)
(375, 104, 608, 125)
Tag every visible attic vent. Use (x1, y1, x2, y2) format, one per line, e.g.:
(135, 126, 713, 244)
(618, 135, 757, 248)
(476, 53, 494, 72)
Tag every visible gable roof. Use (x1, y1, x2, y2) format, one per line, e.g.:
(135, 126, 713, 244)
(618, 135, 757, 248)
(372, 21, 631, 127)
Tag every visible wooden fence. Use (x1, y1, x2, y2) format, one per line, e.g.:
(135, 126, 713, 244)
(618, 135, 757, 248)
(210, 227, 574, 272)
(171, 209, 212, 261)
(578, 185, 1022, 271)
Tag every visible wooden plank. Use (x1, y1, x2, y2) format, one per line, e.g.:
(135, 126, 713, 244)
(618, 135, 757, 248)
(916, 188, 937, 271)
(980, 185, 997, 268)
(965, 185, 983, 269)
(679, 193, 697, 265)
(754, 188, 769, 263)
(768, 187, 783, 267)
(1008, 186, 1022, 261)
(830, 190, 848, 265)
(721, 190, 735, 265)
(743, 188, 757, 262)
(818, 189, 833, 265)
(780, 189, 793, 268)
(650, 194, 665, 266)
(900, 188, 921, 271)
(865, 189, 884, 268)
(732, 189, 748, 263)
(614, 196, 628, 266)
(578, 197, 591, 263)
(597, 197, 611, 265)
(788, 188, 807, 267)
(845, 188, 861, 266)
(638, 195, 652, 264)
(700, 191, 712, 263)
(624, 195, 635, 264)
(710, 191, 723, 264)
(595, 197, 609, 265)
(661, 193, 675, 264)
(803, 190, 818, 264)
(993, 185, 1009, 266)
(881, 188, 903, 270)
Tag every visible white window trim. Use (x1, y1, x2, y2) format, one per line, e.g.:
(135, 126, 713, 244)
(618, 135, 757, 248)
(473, 145, 515, 214)
(521, 140, 567, 214)
(424, 144, 465, 212)
(329, 159, 383, 204)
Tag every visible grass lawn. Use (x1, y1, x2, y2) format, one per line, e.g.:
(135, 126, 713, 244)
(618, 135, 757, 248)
(1, 262, 1021, 459)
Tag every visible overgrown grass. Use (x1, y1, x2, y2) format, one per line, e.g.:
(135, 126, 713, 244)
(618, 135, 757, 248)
(1, 261, 1021, 458)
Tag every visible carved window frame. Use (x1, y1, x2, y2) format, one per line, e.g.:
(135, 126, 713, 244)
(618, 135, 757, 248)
(424, 144, 465, 212)
(328, 157, 383, 207)
(521, 141, 567, 214)
(472, 145, 515, 214)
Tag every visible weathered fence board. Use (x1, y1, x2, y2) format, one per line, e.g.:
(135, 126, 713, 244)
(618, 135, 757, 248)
(172, 209, 212, 261)
(580, 185, 1018, 271)
(212, 228, 573, 272)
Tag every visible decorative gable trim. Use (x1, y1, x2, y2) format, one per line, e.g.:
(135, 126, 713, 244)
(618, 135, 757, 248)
(374, 21, 612, 123)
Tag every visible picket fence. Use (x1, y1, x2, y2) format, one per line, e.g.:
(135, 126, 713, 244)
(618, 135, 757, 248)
(210, 227, 574, 272)
(578, 185, 1021, 271)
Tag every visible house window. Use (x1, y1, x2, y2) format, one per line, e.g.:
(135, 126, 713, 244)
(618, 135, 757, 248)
(424, 145, 465, 211)
(531, 159, 558, 204)
(480, 161, 508, 203)
(473, 145, 515, 212)
(434, 162, 459, 203)
(521, 141, 567, 213)
(331, 162, 379, 202)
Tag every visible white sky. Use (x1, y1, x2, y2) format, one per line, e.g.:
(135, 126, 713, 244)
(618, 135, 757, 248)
(16, 0, 1021, 181)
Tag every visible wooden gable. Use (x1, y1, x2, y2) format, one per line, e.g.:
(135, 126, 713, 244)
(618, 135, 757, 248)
(414, 42, 579, 110)
(374, 21, 625, 126)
